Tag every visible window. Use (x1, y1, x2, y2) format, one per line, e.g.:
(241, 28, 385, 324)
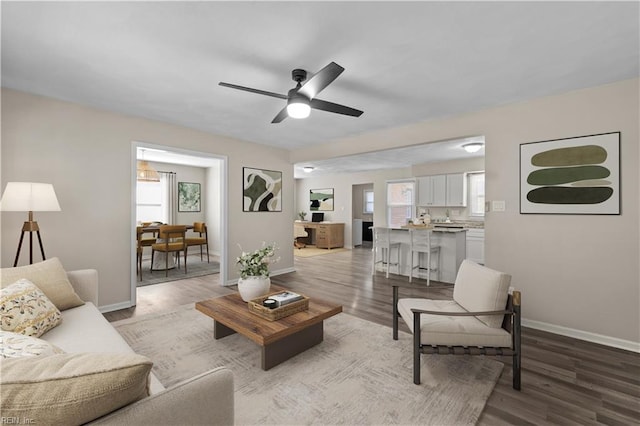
(386, 180, 414, 228)
(136, 181, 163, 223)
(468, 172, 485, 217)
(363, 190, 374, 214)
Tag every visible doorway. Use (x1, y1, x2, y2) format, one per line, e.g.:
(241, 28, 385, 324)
(131, 142, 228, 306)
(352, 183, 374, 248)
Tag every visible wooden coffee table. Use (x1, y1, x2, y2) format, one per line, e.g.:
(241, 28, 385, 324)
(195, 286, 342, 370)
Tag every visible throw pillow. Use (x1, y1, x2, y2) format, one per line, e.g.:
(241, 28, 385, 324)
(0, 257, 84, 311)
(1, 352, 152, 425)
(0, 279, 62, 337)
(0, 330, 65, 358)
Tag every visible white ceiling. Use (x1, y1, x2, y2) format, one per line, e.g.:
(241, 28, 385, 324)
(3, 2, 638, 175)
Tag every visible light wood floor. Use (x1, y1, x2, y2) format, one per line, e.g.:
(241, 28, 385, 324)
(104, 246, 640, 425)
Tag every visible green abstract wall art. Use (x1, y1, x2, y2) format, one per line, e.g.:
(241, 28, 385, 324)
(243, 167, 282, 212)
(310, 188, 334, 211)
(520, 132, 620, 214)
(178, 182, 201, 212)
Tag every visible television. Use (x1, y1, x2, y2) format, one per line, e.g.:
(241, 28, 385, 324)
(311, 212, 324, 222)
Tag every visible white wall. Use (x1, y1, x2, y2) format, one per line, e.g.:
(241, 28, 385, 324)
(293, 79, 640, 349)
(1, 88, 295, 309)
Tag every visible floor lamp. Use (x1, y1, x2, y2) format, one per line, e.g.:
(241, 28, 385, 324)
(0, 182, 61, 266)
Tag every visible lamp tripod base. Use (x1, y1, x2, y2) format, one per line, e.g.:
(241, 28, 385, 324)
(13, 216, 47, 267)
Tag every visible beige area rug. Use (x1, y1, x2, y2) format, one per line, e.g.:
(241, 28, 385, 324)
(114, 305, 502, 425)
(294, 245, 349, 258)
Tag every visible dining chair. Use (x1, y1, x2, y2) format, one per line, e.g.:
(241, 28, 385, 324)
(136, 225, 158, 280)
(185, 222, 209, 263)
(151, 225, 188, 277)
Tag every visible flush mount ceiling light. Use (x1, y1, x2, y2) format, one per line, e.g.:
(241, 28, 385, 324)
(462, 142, 484, 153)
(303, 166, 315, 173)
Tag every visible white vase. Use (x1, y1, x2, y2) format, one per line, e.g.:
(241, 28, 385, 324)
(237, 276, 271, 302)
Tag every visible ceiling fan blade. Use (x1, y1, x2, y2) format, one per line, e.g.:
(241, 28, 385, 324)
(310, 98, 363, 117)
(297, 62, 344, 99)
(219, 82, 288, 100)
(271, 106, 289, 124)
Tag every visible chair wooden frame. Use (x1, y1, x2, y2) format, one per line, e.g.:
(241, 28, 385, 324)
(151, 225, 188, 277)
(392, 285, 522, 390)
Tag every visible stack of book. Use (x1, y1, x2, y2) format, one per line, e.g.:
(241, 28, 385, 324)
(269, 291, 304, 307)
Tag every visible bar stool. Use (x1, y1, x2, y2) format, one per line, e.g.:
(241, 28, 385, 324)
(372, 227, 401, 278)
(408, 228, 440, 286)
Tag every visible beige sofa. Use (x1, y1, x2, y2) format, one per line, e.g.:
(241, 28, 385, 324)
(1, 265, 234, 425)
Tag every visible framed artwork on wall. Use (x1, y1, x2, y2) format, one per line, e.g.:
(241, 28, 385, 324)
(178, 182, 201, 212)
(310, 188, 334, 211)
(520, 132, 620, 215)
(243, 167, 282, 212)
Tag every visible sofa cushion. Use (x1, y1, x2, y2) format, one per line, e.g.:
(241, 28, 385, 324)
(0, 331, 65, 358)
(0, 279, 62, 337)
(0, 257, 84, 311)
(42, 302, 165, 394)
(398, 298, 512, 347)
(0, 352, 152, 425)
(452, 260, 511, 328)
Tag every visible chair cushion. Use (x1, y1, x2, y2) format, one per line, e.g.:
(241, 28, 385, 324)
(152, 242, 185, 251)
(0, 352, 152, 425)
(0, 279, 62, 337)
(0, 331, 65, 358)
(1, 258, 85, 311)
(453, 260, 511, 328)
(397, 298, 512, 347)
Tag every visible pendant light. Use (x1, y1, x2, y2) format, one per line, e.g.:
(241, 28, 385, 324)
(137, 149, 160, 182)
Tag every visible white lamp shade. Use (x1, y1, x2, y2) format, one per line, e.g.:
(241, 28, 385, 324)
(0, 182, 61, 212)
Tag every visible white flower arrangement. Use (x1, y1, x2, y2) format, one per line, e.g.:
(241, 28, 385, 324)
(236, 242, 279, 279)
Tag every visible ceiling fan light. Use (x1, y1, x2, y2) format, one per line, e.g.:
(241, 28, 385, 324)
(462, 142, 484, 153)
(287, 98, 311, 119)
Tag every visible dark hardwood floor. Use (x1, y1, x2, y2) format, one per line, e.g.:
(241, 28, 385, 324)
(104, 246, 640, 425)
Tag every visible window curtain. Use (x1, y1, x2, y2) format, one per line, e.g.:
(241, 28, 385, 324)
(160, 172, 177, 224)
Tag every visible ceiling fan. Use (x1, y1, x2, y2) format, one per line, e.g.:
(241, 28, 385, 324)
(219, 62, 363, 123)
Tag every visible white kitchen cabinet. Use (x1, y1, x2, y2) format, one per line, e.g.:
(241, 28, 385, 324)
(417, 175, 446, 206)
(446, 173, 467, 207)
(465, 228, 484, 265)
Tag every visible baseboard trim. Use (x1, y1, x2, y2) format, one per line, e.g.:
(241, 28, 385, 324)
(523, 318, 640, 353)
(99, 301, 133, 314)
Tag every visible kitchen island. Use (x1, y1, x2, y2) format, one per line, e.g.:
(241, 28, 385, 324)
(373, 226, 467, 284)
